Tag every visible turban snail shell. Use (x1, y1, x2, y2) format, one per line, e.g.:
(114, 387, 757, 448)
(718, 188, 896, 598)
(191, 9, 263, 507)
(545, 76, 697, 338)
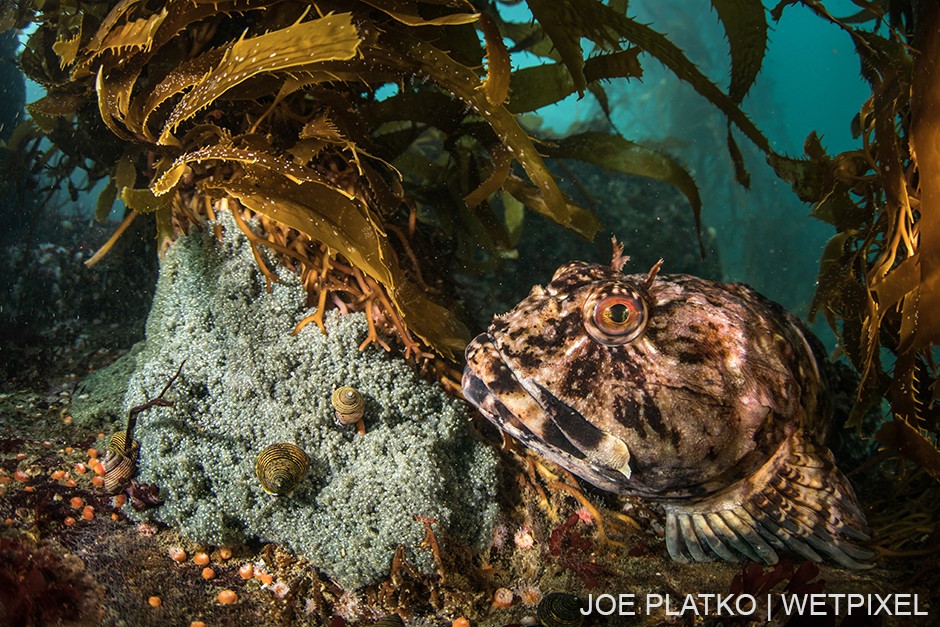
(255, 443, 309, 495)
(537, 592, 585, 627)
(103, 431, 139, 495)
(331, 386, 365, 427)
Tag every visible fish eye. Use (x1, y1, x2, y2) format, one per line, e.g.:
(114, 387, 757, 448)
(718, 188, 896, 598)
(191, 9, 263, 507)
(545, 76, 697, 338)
(583, 292, 648, 345)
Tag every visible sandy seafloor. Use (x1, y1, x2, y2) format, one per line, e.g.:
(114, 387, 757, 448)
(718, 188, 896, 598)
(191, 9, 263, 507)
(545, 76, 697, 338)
(0, 223, 937, 627)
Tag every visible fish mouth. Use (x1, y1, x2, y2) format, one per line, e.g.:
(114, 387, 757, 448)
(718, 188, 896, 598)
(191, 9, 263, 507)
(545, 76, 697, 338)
(462, 333, 633, 493)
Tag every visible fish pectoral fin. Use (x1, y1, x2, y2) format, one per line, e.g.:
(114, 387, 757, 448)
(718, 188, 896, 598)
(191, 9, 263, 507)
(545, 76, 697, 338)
(662, 430, 873, 569)
(588, 434, 632, 480)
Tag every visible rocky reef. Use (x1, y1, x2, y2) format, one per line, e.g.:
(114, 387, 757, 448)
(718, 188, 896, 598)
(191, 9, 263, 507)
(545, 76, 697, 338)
(82, 214, 498, 589)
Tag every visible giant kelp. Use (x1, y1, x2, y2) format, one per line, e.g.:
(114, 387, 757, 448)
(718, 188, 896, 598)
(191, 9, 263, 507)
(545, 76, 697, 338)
(770, 0, 940, 478)
(5, 0, 778, 362)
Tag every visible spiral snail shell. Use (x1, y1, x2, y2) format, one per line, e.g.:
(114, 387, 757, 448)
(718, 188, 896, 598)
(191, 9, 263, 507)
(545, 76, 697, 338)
(255, 443, 309, 495)
(103, 431, 139, 495)
(537, 592, 585, 627)
(106, 431, 136, 456)
(331, 386, 365, 426)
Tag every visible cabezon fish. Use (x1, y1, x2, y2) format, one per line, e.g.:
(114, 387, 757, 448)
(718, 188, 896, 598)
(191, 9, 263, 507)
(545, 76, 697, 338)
(462, 241, 872, 568)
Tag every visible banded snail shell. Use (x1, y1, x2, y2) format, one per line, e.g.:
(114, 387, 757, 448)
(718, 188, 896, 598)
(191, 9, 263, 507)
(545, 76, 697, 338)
(255, 443, 309, 495)
(537, 592, 585, 627)
(103, 453, 135, 495)
(107, 431, 138, 457)
(103, 431, 139, 495)
(331, 386, 364, 426)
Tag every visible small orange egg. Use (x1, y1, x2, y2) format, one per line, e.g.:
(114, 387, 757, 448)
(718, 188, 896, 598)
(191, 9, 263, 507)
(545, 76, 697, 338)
(74, 463, 87, 475)
(13, 470, 30, 483)
(69, 497, 83, 509)
(453, 619, 471, 627)
(51, 470, 66, 481)
(81, 506, 94, 520)
(217, 590, 238, 605)
(218, 547, 232, 560)
(63, 416, 73, 425)
(238, 563, 253, 579)
(201, 567, 215, 580)
(65, 479, 77, 488)
(4, 518, 13, 526)
(193, 552, 210, 566)
(113, 494, 127, 507)
(23, 486, 34, 493)
(0, 476, 10, 484)
(111, 513, 119, 521)
(257, 573, 273, 586)
(168, 547, 187, 563)
(64, 516, 76, 526)
(64, 446, 73, 453)
(148, 596, 161, 608)
(92, 462, 105, 476)
(92, 476, 104, 488)
(87, 448, 98, 459)
(191, 622, 207, 627)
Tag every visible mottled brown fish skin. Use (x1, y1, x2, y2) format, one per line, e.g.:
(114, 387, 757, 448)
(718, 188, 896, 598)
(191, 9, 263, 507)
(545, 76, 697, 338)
(463, 259, 873, 568)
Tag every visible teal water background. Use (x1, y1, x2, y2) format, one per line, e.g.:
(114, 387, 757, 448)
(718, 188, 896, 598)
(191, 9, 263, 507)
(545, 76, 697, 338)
(507, 0, 869, 345)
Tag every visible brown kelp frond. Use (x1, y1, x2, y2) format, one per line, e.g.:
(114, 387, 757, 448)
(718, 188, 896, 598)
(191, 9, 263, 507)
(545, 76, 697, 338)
(159, 12, 362, 144)
(478, 13, 511, 107)
(711, 0, 768, 103)
(546, 132, 704, 255)
(21, 0, 777, 361)
(771, 1, 940, 479)
(876, 420, 940, 481)
(866, 465, 940, 558)
(211, 166, 469, 359)
(85, 210, 139, 267)
(221, 196, 432, 360)
(152, 141, 337, 195)
(513, 0, 772, 153)
(506, 52, 642, 115)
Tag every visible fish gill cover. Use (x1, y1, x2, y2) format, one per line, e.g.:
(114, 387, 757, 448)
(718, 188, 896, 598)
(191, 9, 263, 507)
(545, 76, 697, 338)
(0, 0, 937, 477)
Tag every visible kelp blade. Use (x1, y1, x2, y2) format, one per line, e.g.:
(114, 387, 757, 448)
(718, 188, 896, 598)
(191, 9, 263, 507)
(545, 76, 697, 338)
(160, 13, 361, 143)
(214, 169, 468, 358)
(547, 132, 703, 253)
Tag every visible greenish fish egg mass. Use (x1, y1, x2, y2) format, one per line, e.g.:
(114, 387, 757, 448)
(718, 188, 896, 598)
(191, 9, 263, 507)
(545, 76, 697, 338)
(106, 215, 498, 589)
